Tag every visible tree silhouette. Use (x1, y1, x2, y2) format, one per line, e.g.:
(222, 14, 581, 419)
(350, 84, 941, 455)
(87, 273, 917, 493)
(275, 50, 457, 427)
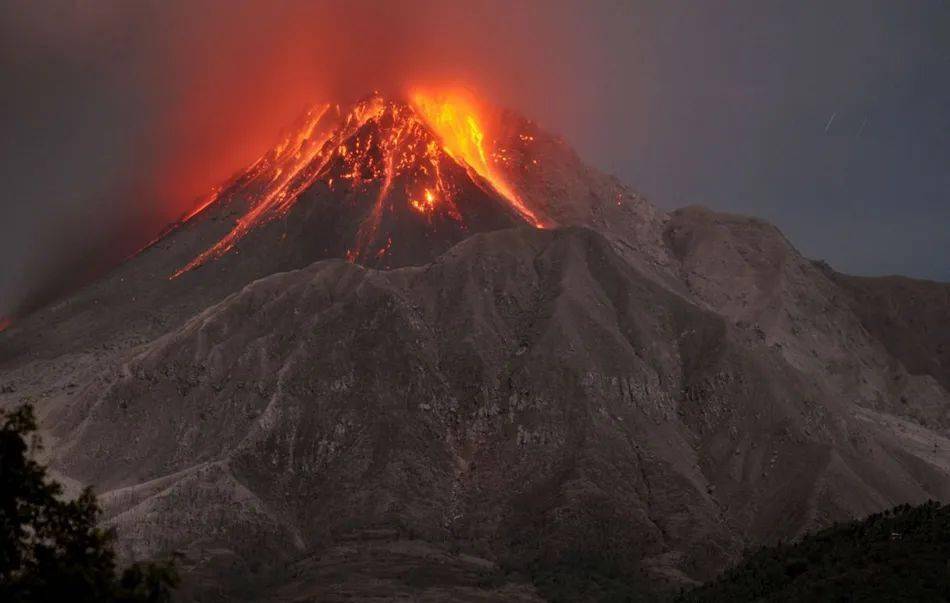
(0, 404, 178, 602)
(680, 500, 950, 601)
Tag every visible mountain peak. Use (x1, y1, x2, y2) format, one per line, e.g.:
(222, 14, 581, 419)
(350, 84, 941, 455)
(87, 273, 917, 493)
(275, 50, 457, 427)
(158, 91, 549, 278)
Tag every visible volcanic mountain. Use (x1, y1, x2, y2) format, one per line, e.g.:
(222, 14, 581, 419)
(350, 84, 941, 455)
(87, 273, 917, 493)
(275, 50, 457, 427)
(1, 91, 949, 601)
(0, 91, 560, 362)
(164, 92, 546, 277)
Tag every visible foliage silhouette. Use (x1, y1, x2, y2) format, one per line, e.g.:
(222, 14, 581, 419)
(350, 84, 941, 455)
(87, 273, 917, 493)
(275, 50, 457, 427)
(0, 404, 178, 602)
(680, 501, 950, 602)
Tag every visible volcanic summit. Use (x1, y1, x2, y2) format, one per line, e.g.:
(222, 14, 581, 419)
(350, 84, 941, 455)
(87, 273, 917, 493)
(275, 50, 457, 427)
(150, 92, 548, 279)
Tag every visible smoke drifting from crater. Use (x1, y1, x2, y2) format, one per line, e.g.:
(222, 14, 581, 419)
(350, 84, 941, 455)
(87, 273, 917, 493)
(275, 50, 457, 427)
(0, 0, 609, 315)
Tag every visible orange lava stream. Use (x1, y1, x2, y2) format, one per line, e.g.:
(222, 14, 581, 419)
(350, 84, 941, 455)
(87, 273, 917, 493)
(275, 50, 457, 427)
(351, 117, 400, 260)
(172, 103, 337, 277)
(181, 186, 224, 223)
(410, 90, 545, 227)
(338, 101, 462, 261)
(128, 184, 227, 261)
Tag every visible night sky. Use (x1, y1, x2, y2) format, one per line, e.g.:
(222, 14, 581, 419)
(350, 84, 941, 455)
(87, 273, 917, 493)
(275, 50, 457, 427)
(1, 1, 947, 315)
(578, 1, 950, 284)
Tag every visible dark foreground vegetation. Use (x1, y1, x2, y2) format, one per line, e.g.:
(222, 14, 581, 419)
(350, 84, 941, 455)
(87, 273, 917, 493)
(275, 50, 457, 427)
(0, 404, 178, 602)
(508, 500, 950, 602)
(681, 500, 950, 602)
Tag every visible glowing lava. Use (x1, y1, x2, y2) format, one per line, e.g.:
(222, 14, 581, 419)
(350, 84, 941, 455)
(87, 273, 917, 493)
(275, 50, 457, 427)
(167, 91, 548, 277)
(0, 317, 11, 333)
(171, 103, 339, 277)
(410, 89, 545, 227)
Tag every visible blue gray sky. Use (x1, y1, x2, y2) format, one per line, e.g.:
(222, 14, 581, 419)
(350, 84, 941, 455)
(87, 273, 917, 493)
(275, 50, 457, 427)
(565, 1, 949, 282)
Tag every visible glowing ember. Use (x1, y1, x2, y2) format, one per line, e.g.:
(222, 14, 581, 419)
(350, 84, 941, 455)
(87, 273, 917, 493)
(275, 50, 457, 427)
(168, 90, 548, 276)
(410, 188, 438, 214)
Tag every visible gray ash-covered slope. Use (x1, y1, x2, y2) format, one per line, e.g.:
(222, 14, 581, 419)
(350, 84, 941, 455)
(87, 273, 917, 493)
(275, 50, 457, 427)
(828, 270, 950, 392)
(1, 93, 949, 600)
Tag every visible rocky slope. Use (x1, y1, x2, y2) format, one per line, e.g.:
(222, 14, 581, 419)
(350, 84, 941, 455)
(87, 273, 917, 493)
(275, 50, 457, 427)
(829, 271, 950, 392)
(0, 96, 947, 600)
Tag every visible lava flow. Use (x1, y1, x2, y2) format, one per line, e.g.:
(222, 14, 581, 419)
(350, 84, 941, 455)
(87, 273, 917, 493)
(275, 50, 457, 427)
(0, 317, 11, 333)
(410, 90, 544, 227)
(167, 90, 548, 277)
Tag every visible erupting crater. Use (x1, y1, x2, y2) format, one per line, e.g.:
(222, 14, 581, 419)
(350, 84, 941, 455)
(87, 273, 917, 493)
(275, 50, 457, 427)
(161, 91, 550, 278)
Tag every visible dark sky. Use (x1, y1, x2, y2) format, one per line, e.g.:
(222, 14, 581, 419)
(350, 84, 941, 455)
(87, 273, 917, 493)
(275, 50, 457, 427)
(576, 1, 950, 284)
(1, 0, 948, 315)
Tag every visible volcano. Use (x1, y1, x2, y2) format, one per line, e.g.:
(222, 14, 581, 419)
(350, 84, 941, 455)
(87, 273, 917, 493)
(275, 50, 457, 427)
(1, 90, 949, 601)
(0, 91, 568, 362)
(149, 92, 546, 279)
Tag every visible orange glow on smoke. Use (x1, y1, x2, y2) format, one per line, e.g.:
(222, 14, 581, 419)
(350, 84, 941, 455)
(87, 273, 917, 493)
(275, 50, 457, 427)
(181, 186, 223, 223)
(171, 103, 342, 277)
